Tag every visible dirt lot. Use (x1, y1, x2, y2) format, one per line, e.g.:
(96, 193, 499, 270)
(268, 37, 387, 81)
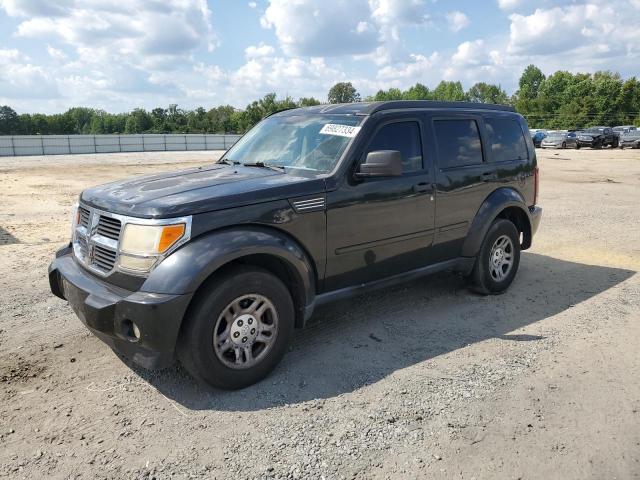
(1, 147, 639, 479)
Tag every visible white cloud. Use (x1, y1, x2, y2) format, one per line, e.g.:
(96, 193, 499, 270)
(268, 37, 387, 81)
(260, 0, 430, 57)
(377, 52, 440, 80)
(507, 4, 639, 56)
(5, 0, 218, 65)
(245, 43, 276, 58)
(0, 48, 59, 100)
(248, 1, 257, 8)
(446, 11, 469, 33)
(497, 0, 524, 10)
(46, 44, 67, 61)
(260, 0, 379, 56)
(451, 40, 487, 66)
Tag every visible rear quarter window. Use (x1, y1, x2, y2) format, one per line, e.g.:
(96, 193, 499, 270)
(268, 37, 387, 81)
(485, 118, 528, 162)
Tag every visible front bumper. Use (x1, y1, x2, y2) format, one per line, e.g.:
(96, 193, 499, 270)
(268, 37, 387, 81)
(621, 140, 640, 148)
(48, 245, 193, 369)
(541, 142, 562, 148)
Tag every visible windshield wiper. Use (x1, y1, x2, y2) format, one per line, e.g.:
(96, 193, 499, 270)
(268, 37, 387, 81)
(242, 161, 286, 172)
(217, 158, 240, 166)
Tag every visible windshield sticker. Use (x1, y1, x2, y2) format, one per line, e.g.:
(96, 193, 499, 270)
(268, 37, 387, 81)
(319, 124, 361, 138)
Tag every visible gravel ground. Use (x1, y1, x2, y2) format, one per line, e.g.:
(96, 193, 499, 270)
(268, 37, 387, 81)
(0, 148, 639, 479)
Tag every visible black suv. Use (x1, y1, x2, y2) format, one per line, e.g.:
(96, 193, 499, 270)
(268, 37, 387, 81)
(576, 126, 618, 149)
(49, 101, 542, 389)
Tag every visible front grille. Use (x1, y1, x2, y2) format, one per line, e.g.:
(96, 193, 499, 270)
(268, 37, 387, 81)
(92, 245, 117, 272)
(73, 204, 121, 276)
(97, 215, 122, 240)
(79, 206, 91, 228)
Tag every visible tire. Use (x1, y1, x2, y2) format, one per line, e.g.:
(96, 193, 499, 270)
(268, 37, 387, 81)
(576, 144, 581, 150)
(467, 219, 521, 295)
(177, 266, 295, 390)
(594, 141, 602, 149)
(612, 138, 619, 148)
(562, 141, 566, 149)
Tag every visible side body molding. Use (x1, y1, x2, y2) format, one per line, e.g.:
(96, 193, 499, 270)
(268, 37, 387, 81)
(461, 187, 532, 258)
(140, 226, 317, 314)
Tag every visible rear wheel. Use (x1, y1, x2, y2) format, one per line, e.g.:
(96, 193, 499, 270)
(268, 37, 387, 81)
(612, 138, 619, 148)
(562, 141, 566, 149)
(576, 144, 581, 150)
(177, 266, 294, 389)
(468, 219, 521, 295)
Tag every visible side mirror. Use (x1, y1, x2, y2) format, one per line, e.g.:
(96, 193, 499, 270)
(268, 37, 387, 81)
(355, 150, 402, 178)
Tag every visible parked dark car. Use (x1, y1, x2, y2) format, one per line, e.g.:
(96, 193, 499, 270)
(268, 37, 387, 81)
(576, 126, 619, 149)
(541, 131, 577, 149)
(49, 101, 542, 389)
(530, 130, 547, 148)
(619, 130, 640, 149)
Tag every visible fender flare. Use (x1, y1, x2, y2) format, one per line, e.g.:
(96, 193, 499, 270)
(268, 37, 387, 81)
(140, 226, 317, 322)
(461, 188, 532, 258)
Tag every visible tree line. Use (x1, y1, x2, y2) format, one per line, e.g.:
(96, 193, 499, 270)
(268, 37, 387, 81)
(1, 65, 639, 136)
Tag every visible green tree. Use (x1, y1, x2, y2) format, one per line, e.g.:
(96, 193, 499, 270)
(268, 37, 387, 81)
(124, 108, 152, 134)
(403, 83, 431, 100)
(298, 97, 321, 107)
(328, 82, 361, 103)
(0, 105, 20, 134)
(432, 81, 467, 101)
(467, 82, 509, 104)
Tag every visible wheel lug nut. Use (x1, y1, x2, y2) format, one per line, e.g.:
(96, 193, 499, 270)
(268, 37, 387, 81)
(251, 328, 256, 334)
(237, 320, 243, 326)
(242, 337, 247, 343)
(233, 332, 239, 338)
(248, 318, 253, 325)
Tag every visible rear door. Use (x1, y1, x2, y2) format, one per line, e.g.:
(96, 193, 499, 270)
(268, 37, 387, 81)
(428, 113, 495, 260)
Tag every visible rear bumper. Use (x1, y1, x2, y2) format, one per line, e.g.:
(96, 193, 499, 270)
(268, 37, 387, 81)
(529, 205, 542, 238)
(48, 245, 193, 369)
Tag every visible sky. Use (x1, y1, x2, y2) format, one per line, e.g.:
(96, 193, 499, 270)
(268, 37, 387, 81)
(0, 0, 639, 113)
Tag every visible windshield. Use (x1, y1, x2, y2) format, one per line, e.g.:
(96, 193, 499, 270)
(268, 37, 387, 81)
(221, 114, 364, 174)
(585, 127, 605, 133)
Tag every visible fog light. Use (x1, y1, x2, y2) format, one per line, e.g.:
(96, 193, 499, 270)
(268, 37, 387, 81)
(121, 319, 141, 342)
(118, 254, 157, 272)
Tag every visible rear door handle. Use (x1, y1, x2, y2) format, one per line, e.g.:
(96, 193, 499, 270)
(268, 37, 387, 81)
(413, 182, 429, 193)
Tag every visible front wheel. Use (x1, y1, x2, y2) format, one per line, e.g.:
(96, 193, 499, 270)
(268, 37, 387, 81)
(562, 141, 567, 149)
(177, 266, 294, 389)
(612, 138, 619, 148)
(467, 219, 521, 295)
(576, 144, 581, 150)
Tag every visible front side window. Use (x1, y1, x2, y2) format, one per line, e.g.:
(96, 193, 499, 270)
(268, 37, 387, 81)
(222, 114, 364, 174)
(485, 118, 528, 162)
(434, 119, 483, 169)
(366, 121, 423, 173)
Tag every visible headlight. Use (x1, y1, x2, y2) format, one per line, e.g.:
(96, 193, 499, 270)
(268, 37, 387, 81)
(118, 223, 187, 273)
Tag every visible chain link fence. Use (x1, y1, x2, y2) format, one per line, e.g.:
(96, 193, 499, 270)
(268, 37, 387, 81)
(0, 134, 242, 156)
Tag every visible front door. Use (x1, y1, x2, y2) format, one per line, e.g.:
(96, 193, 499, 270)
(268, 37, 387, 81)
(324, 116, 436, 291)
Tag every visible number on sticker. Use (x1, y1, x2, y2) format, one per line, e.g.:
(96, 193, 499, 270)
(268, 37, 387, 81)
(319, 124, 361, 138)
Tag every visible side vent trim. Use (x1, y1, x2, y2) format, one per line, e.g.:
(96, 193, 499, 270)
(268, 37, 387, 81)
(290, 196, 326, 213)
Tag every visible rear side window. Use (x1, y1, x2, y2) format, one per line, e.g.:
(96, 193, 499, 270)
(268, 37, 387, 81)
(485, 118, 528, 162)
(434, 119, 483, 169)
(367, 121, 423, 173)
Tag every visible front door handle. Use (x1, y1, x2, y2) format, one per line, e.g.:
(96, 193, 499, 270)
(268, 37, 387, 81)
(413, 182, 429, 193)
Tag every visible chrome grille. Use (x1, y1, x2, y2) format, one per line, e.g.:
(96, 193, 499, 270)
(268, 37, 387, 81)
(73, 204, 121, 276)
(92, 245, 117, 272)
(79, 206, 91, 228)
(96, 215, 122, 240)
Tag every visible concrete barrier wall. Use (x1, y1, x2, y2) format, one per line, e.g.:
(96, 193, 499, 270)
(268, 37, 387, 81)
(0, 134, 242, 156)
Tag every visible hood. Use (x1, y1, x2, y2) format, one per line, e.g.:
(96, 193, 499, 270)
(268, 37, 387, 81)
(81, 163, 326, 218)
(579, 131, 602, 138)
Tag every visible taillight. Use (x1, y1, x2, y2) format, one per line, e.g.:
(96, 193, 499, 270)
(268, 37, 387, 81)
(533, 166, 539, 205)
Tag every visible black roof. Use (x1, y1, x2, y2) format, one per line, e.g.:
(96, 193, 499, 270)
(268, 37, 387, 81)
(275, 100, 515, 116)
